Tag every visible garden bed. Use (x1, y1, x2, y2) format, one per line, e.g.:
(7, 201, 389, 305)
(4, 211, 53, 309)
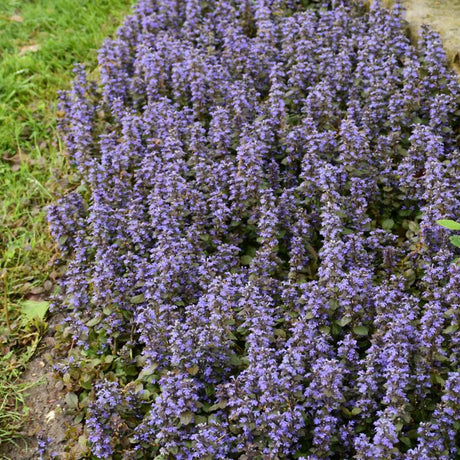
(2, 0, 460, 458)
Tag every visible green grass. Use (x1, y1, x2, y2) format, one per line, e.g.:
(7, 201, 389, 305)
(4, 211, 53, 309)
(0, 0, 135, 448)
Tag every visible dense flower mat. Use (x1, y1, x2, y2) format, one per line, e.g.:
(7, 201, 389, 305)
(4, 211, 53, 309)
(48, 0, 460, 457)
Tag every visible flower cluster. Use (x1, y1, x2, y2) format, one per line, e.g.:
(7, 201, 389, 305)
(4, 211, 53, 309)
(48, 0, 460, 457)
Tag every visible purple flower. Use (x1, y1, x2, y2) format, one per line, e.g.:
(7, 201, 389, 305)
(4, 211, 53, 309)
(49, 0, 460, 457)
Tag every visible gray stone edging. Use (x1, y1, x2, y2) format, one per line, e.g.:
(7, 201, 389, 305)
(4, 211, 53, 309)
(370, 0, 460, 74)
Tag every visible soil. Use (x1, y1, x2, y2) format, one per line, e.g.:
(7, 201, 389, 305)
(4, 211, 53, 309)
(0, 321, 81, 460)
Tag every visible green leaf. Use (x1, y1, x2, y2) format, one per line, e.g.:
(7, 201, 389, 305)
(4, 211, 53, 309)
(329, 299, 340, 311)
(206, 400, 227, 412)
(240, 255, 253, 265)
(274, 328, 286, 338)
(58, 235, 69, 246)
(401, 437, 411, 448)
(434, 352, 448, 362)
(104, 355, 114, 364)
(195, 415, 207, 425)
(79, 374, 93, 390)
(382, 218, 395, 231)
(437, 219, 460, 230)
(431, 373, 445, 386)
(65, 392, 79, 410)
(179, 411, 193, 425)
(86, 316, 101, 327)
(408, 221, 419, 233)
(337, 316, 352, 327)
(403, 269, 416, 286)
(130, 294, 145, 304)
(443, 324, 458, 334)
(353, 325, 369, 336)
(138, 364, 158, 381)
(74, 413, 84, 424)
(187, 365, 199, 376)
(205, 385, 215, 398)
(227, 331, 238, 341)
(443, 308, 456, 318)
(331, 323, 341, 336)
(20, 300, 49, 324)
(229, 354, 243, 366)
(351, 407, 362, 415)
(78, 434, 88, 449)
(449, 235, 460, 248)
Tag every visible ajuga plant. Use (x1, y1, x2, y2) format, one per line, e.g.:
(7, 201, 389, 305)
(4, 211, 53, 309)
(437, 219, 460, 253)
(48, 0, 460, 458)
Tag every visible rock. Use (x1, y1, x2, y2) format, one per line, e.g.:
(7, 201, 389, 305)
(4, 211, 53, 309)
(369, 0, 460, 75)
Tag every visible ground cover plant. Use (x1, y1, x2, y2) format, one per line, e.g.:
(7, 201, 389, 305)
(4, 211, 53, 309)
(49, 0, 460, 457)
(0, 0, 134, 451)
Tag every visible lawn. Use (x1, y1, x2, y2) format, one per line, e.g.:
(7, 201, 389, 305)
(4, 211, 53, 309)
(0, 0, 134, 450)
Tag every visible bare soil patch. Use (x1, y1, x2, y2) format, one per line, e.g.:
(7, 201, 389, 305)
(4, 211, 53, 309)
(0, 325, 78, 460)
